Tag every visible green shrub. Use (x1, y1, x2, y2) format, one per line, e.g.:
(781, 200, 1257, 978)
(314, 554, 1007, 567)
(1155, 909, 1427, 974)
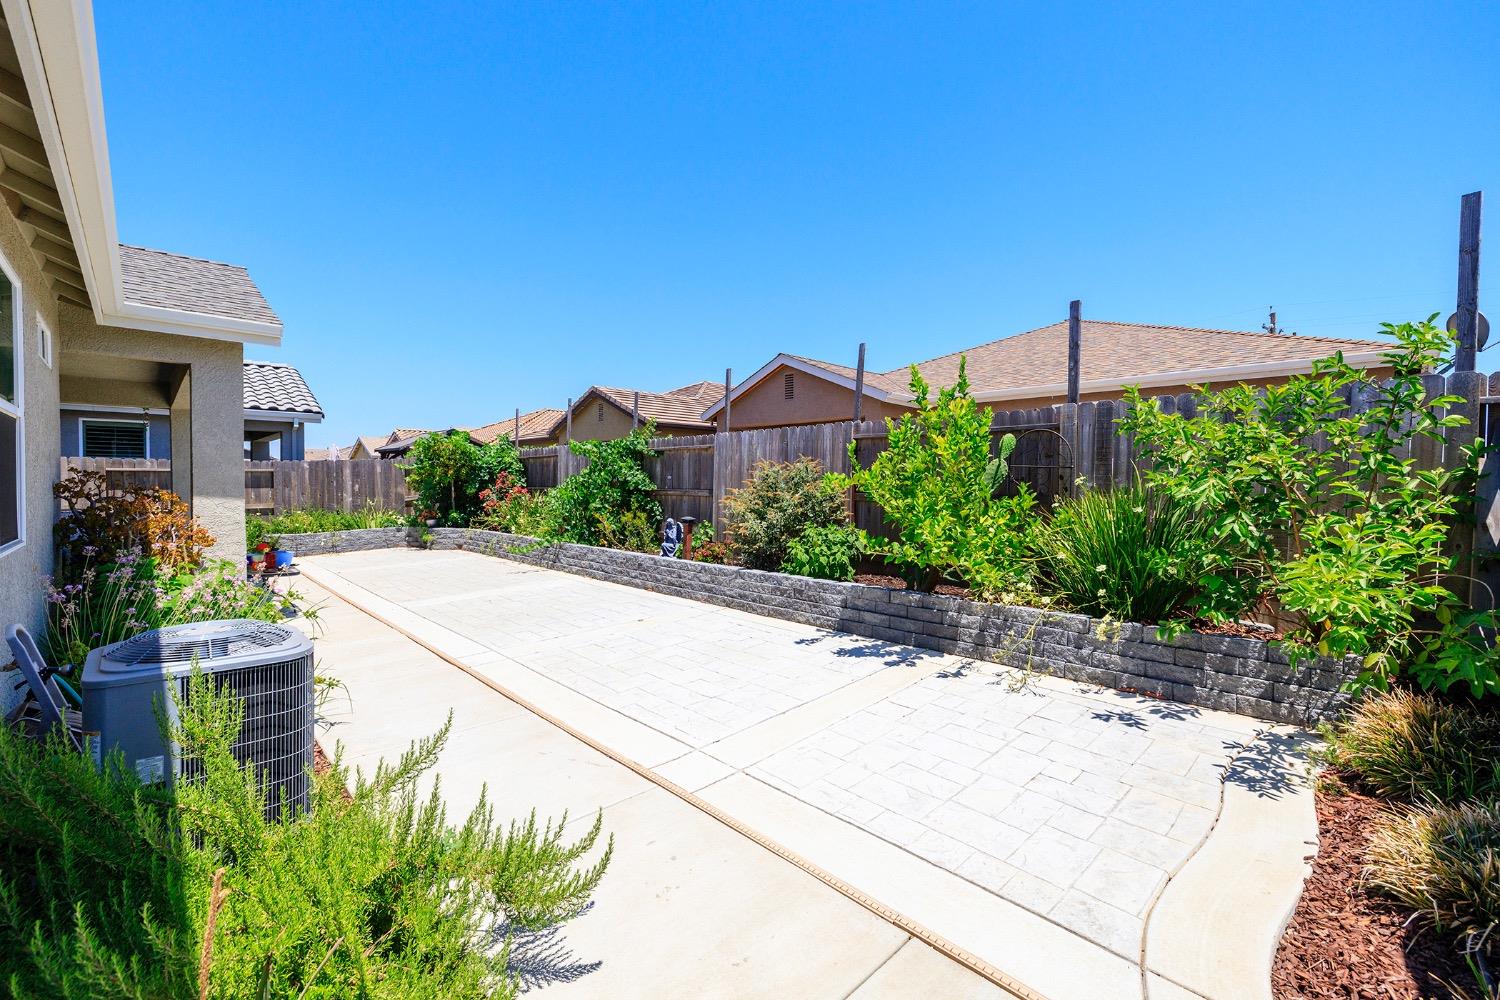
(403, 431, 524, 527)
(596, 509, 658, 553)
(722, 459, 848, 571)
(471, 473, 556, 537)
(1120, 318, 1499, 694)
(1367, 799, 1500, 952)
(246, 503, 406, 549)
(1032, 485, 1212, 623)
(839, 358, 1033, 595)
(545, 426, 661, 547)
(1320, 689, 1500, 803)
(0, 673, 610, 999)
(782, 524, 861, 581)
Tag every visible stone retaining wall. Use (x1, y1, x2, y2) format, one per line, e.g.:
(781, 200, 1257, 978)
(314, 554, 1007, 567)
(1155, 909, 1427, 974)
(276, 526, 420, 556)
(280, 526, 1353, 724)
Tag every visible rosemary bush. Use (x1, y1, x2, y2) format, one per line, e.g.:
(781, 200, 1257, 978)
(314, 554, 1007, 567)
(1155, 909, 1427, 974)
(0, 672, 610, 999)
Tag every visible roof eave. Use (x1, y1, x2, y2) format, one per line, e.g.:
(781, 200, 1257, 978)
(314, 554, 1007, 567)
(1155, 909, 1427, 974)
(8, 2, 282, 346)
(702, 353, 892, 419)
(969, 350, 1394, 404)
(243, 407, 323, 424)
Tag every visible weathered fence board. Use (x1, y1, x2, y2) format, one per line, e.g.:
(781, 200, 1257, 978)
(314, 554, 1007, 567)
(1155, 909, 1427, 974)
(63, 458, 412, 515)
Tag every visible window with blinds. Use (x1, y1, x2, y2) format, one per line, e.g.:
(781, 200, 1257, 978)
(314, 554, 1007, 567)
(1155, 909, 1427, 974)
(82, 420, 148, 459)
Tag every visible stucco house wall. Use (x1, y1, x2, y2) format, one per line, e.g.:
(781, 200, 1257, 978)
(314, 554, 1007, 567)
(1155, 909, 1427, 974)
(564, 397, 637, 442)
(0, 190, 63, 648)
(57, 407, 171, 457)
(717, 363, 912, 430)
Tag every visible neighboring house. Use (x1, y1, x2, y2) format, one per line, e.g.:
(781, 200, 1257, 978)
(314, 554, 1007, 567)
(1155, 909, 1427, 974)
(471, 406, 565, 448)
(346, 435, 390, 460)
(375, 427, 472, 459)
(557, 382, 724, 442)
(0, 3, 283, 655)
(703, 320, 1394, 430)
(58, 360, 323, 461)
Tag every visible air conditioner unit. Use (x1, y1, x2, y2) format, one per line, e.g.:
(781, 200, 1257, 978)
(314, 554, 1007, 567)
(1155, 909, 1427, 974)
(82, 619, 315, 820)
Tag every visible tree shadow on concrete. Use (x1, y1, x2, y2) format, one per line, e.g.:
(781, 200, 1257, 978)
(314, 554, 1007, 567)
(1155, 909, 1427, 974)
(492, 904, 602, 991)
(1221, 728, 1317, 801)
(793, 633, 945, 668)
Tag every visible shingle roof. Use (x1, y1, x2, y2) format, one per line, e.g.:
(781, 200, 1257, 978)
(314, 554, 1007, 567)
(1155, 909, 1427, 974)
(242, 361, 323, 417)
(349, 435, 387, 458)
(119, 244, 280, 326)
(471, 407, 565, 444)
(589, 381, 726, 429)
(898, 320, 1391, 395)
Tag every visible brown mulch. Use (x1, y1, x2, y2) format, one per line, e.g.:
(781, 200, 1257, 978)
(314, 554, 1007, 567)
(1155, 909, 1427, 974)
(312, 740, 353, 803)
(1272, 781, 1475, 999)
(853, 573, 972, 599)
(1195, 618, 1285, 640)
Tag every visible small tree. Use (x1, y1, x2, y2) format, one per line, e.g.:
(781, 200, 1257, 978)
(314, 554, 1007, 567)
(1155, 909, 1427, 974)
(402, 431, 524, 526)
(840, 358, 1032, 594)
(1120, 317, 1499, 694)
(722, 458, 848, 571)
(546, 426, 662, 546)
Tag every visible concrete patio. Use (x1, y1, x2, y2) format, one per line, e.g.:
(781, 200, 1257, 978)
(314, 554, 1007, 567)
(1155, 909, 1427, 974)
(295, 547, 1319, 1000)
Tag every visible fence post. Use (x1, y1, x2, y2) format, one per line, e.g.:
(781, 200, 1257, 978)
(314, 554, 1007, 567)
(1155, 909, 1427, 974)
(1456, 191, 1483, 373)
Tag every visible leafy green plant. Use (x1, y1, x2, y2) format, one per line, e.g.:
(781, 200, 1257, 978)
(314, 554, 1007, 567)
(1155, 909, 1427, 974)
(471, 473, 557, 537)
(1032, 485, 1212, 623)
(1120, 318, 1498, 694)
(838, 358, 1034, 595)
(722, 459, 848, 571)
(545, 426, 661, 547)
(782, 524, 862, 581)
(246, 503, 406, 549)
(1367, 799, 1500, 957)
(402, 431, 525, 527)
(0, 673, 610, 999)
(1320, 688, 1500, 803)
(595, 509, 658, 552)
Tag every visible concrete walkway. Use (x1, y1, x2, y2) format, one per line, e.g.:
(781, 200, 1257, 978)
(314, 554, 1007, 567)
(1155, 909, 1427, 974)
(296, 548, 1318, 1000)
(299, 575, 1011, 999)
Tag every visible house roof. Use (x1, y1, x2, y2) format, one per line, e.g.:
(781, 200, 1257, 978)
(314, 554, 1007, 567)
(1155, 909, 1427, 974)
(376, 428, 480, 457)
(305, 446, 350, 461)
(580, 380, 726, 430)
(242, 361, 323, 418)
(471, 407, 565, 444)
(120, 245, 281, 328)
(350, 435, 388, 458)
(704, 321, 1394, 417)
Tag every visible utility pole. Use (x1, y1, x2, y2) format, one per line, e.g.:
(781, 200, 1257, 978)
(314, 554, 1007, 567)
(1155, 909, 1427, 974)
(853, 342, 867, 423)
(1067, 300, 1082, 405)
(1457, 191, 1483, 373)
(632, 391, 640, 430)
(565, 398, 572, 443)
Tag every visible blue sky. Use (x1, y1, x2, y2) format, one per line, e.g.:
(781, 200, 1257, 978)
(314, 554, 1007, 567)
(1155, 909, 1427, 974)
(94, 2, 1500, 449)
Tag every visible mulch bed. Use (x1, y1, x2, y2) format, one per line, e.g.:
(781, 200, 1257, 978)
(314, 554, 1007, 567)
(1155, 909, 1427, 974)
(853, 573, 973, 599)
(1272, 780, 1474, 999)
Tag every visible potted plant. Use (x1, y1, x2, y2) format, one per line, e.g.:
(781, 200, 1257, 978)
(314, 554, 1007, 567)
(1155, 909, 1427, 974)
(420, 509, 439, 528)
(251, 540, 273, 573)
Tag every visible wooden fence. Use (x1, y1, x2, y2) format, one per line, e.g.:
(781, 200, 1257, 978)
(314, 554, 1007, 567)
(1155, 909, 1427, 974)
(61, 457, 412, 515)
(520, 372, 1500, 553)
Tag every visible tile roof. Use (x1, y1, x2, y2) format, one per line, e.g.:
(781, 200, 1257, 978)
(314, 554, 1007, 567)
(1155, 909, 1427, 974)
(590, 380, 726, 428)
(119, 244, 280, 326)
(896, 320, 1391, 396)
(349, 435, 388, 458)
(471, 407, 565, 444)
(242, 361, 323, 416)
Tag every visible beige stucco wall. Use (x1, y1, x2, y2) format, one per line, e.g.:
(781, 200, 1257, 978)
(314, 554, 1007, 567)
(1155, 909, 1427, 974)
(0, 190, 63, 673)
(560, 394, 708, 442)
(717, 364, 913, 431)
(58, 307, 245, 568)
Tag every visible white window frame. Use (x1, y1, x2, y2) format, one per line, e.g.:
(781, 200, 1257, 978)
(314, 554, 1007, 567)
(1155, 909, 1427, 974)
(36, 312, 51, 368)
(79, 417, 151, 459)
(0, 248, 24, 560)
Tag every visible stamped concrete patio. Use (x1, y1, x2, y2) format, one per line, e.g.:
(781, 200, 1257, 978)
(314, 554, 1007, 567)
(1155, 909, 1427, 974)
(297, 547, 1318, 1000)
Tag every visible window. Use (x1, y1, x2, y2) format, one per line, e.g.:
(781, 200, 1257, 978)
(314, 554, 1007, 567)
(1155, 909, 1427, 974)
(82, 419, 149, 459)
(36, 314, 51, 368)
(596, 402, 604, 422)
(784, 371, 795, 399)
(0, 263, 20, 554)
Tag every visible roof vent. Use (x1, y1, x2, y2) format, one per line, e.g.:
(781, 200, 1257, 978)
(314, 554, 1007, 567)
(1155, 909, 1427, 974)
(784, 372, 795, 399)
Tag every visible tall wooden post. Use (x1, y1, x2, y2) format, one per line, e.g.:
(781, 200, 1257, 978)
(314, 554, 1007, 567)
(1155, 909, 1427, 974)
(513, 407, 520, 443)
(1457, 191, 1483, 373)
(723, 368, 732, 432)
(853, 342, 867, 423)
(632, 391, 640, 429)
(1067, 300, 1082, 403)
(565, 398, 573, 443)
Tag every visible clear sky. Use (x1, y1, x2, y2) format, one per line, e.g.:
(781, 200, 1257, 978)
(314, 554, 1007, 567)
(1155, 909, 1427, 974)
(93, 2, 1500, 450)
